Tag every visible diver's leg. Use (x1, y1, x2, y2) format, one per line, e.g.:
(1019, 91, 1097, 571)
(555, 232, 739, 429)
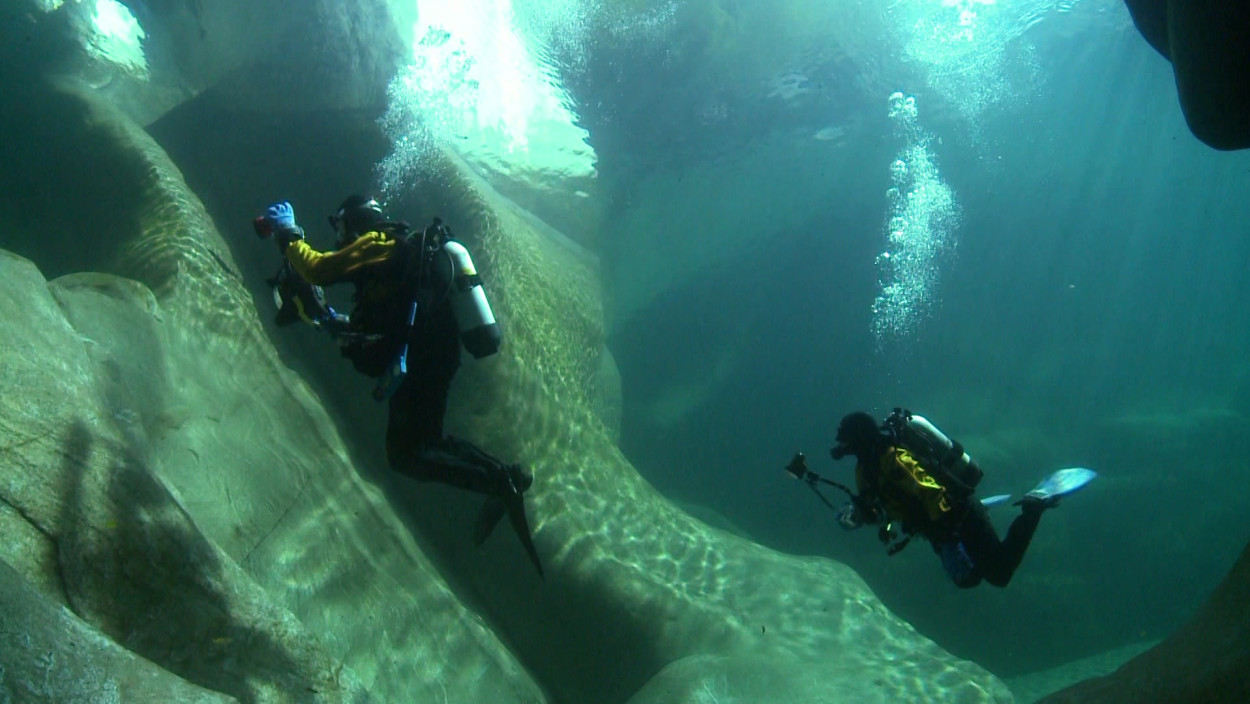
(384, 353, 450, 474)
(383, 334, 541, 575)
(415, 436, 531, 496)
(959, 501, 1043, 588)
(384, 350, 528, 497)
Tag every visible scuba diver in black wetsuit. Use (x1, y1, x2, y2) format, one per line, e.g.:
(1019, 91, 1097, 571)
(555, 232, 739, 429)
(788, 409, 1058, 589)
(255, 196, 542, 577)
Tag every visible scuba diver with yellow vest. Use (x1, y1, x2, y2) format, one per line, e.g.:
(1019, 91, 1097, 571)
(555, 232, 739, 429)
(255, 196, 542, 577)
(787, 408, 1094, 588)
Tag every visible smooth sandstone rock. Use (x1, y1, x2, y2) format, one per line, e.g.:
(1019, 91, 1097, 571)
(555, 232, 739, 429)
(0, 17, 1012, 701)
(1038, 539, 1250, 704)
(0, 559, 237, 704)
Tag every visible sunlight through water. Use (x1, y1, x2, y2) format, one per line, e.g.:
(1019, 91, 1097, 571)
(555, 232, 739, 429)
(375, 0, 598, 202)
(84, 0, 148, 78)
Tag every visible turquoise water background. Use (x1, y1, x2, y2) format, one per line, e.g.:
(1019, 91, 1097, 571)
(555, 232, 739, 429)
(11, 0, 1246, 687)
(576, 0, 1250, 678)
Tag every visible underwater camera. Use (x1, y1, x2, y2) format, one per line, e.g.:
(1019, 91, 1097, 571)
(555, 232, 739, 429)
(253, 216, 275, 239)
(785, 452, 810, 481)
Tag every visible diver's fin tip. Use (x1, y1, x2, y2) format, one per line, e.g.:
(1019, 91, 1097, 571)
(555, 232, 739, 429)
(504, 493, 544, 578)
(472, 496, 507, 547)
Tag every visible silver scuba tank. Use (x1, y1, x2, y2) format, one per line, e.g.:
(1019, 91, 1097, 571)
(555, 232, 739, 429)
(888, 409, 983, 494)
(442, 240, 501, 358)
(903, 415, 973, 470)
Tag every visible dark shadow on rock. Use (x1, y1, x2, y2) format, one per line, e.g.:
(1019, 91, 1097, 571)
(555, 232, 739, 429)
(56, 420, 364, 703)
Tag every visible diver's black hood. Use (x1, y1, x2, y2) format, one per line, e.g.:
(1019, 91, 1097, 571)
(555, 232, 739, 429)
(832, 411, 882, 461)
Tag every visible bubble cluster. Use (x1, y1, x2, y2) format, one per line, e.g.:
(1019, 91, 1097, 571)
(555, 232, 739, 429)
(872, 93, 961, 348)
(887, 91, 918, 121)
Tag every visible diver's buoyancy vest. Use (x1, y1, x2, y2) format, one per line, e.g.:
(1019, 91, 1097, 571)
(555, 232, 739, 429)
(346, 225, 501, 362)
(884, 409, 983, 499)
(877, 447, 953, 524)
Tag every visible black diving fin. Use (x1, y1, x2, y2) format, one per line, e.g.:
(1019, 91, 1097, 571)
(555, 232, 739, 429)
(505, 492, 544, 579)
(473, 497, 507, 546)
(473, 493, 544, 579)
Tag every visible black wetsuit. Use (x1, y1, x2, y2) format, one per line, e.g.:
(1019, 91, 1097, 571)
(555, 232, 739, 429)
(288, 228, 516, 497)
(927, 500, 1043, 589)
(853, 448, 1043, 589)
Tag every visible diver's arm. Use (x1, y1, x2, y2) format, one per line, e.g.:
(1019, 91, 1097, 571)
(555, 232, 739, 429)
(843, 463, 883, 527)
(285, 232, 396, 285)
(839, 500, 883, 530)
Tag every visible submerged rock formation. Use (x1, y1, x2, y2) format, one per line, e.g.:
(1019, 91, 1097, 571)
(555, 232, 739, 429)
(0, 79, 539, 703)
(0, 3, 1026, 702)
(1038, 540, 1250, 703)
(13, 1, 1250, 702)
(0, 78, 1010, 704)
(1123, 0, 1250, 151)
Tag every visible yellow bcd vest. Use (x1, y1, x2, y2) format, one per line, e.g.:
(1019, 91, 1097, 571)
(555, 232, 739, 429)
(877, 446, 952, 524)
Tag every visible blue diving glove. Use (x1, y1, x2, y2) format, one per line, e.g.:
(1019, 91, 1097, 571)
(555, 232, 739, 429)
(265, 201, 304, 251)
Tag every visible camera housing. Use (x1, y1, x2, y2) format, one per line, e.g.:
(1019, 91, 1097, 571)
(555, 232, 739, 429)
(785, 452, 809, 480)
(253, 216, 274, 239)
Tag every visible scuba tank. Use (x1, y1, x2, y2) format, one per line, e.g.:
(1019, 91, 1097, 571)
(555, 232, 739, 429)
(884, 408, 983, 497)
(370, 220, 501, 400)
(442, 240, 501, 359)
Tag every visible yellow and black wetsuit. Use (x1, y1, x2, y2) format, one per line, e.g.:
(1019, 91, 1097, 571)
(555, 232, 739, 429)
(286, 230, 419, 379)
(284, 231, 516, 498)
(856, 446, 955, 530)
(857, 446, 1044, 589)
(284, 231, 396, 285)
